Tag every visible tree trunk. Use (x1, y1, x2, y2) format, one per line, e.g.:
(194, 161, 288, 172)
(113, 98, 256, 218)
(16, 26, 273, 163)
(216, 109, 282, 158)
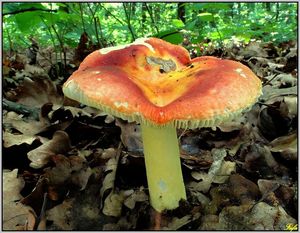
(177, 2, 186, 23)
(265, 2, 272, 12)
(275, 3, 279, 20)
(142, 2, 147, 32)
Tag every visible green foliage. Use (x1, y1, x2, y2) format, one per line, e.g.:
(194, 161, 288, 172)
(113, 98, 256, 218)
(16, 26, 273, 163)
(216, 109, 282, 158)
(3, 2, 297, 53)
(155, 29, 184, 44)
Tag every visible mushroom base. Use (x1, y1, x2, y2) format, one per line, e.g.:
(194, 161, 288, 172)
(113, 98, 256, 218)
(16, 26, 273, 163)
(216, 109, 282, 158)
(141, 124, 186, 212)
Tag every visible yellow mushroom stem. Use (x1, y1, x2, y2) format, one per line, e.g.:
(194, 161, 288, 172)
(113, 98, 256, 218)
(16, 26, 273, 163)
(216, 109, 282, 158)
(141, 123, 186, 212)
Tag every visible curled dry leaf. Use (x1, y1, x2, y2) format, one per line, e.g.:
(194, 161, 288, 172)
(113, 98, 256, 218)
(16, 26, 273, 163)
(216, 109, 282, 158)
(100, 147, 121, 216)
(6, 77, 64, 108)
(187, 149, 229, 193)
(27, 130, 71, 168)
(3, 169, 35, 230)
(269, 133, 297, 160)
(115, 119, 143, 152)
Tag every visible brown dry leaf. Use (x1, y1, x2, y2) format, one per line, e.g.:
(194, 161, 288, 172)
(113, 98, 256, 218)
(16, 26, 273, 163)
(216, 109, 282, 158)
(102, 191, 125, 217)
(189, 172, 212, 193)
(101, 147, 117, 159)
(274, 74, 297, 87)
(218, 202, 296, 230)
(102, 215, 136, 230)
(3, 131, 37, 147)
(25, 210, 37, 230)
(162, 213, 201, 230)
(100, 153, 119, 197)
(257, 179, 281, 196)
(27, 131, 71, 168)
(115, 119, 143, 152)
(241, 143, 288, 177)
(70, 166, 92, 191)
(123, 188, 148, 209)
(199, 214, 221, 230)
(104, 114, 115, 123)
(46, 178, 103, 230)
(24, 64, 45, 76)
(3, 63, 11, 76)
(44, 154, 71, 185)
(100, 147, 121, 215)
(240, 42, 269, 58)
(228, 174, 260, 205)
(6, 53, 28, 70)
(3, 111, 49, 136)
(279, 96, 297, 119)
(257, 179, 295, 207)
(46, 190, 103, 230)
(246, 57, 270, 77)
(266, 61, 284, 70)
(205, 174, 260, 216)
(45, 154, 92, 190)
(190, 190, 210, 207)
(187, 149, 227, 193)
(3, 169, 35, 230)
(49, 105, 100, 119)
(213, 161, 236, 184)
(205, 186, 232, 215)
(6, 77, 63, 108)
(77, 149, 93, 158)
(269, 133, 297, 160)
(217, 115, 246, 132)
(46, 198, 75, 230)
(262, 85, 297, 102)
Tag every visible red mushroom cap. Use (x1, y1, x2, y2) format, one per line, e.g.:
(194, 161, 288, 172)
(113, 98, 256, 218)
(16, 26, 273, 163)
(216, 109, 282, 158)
(63, 38, 262, 128)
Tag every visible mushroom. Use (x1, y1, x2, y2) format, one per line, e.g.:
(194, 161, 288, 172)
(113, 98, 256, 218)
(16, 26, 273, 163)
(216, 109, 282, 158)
(63, 38, 262, 212)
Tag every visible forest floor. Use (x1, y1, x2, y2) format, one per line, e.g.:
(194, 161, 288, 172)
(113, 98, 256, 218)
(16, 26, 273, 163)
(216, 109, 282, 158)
(2, 37, 298, 230)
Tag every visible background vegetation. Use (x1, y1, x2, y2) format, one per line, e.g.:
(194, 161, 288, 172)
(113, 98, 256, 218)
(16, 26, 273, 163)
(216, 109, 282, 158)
(3, 2, 297, 54)
(2, 2, 298, 231)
